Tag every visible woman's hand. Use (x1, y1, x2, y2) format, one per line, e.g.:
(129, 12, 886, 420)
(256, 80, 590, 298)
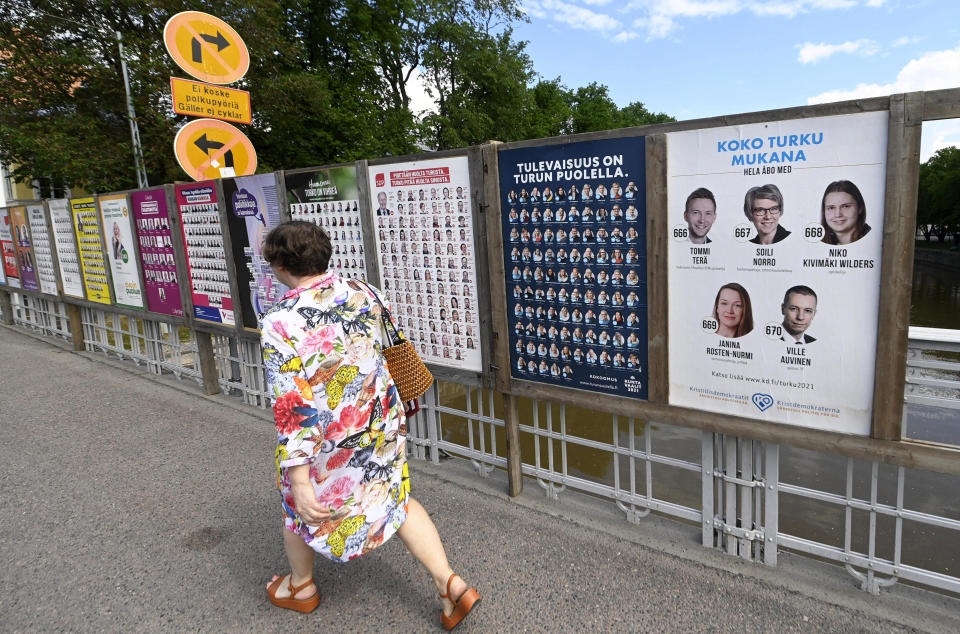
(288, 465, 334, 525)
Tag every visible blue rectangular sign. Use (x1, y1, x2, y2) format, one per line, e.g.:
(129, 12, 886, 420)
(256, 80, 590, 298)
(499, 137, 648, 399)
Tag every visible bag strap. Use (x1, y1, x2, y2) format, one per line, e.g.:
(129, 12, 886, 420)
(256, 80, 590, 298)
(359, 280, 403, 346)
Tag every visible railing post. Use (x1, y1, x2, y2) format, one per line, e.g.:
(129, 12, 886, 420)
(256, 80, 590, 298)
(65, 302, 85, 351)
(504, 391, 523, 497)
(195, 331, 222, 395)
(0, 289, 13, 326)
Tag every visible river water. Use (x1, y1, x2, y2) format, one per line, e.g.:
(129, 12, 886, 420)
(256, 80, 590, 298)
(911, 259, 960, 329)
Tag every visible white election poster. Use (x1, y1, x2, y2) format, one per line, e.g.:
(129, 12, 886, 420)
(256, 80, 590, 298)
(99, 193, 144, 308)
(667, 111, 887, 436)
(48, 198, 85, 298)
(27, 204, 60, 296)
(368, 157, 482, 372)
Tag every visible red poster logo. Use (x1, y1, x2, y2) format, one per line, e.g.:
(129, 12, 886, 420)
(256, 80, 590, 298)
(375, 173, 385, 187)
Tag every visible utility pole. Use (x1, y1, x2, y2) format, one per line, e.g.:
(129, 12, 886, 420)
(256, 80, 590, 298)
(116, 31, 149, 188)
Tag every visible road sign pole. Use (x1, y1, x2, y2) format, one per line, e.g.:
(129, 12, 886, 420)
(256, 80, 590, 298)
(117, 31, 149, 189)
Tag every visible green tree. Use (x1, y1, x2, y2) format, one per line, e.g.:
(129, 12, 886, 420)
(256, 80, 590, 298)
(917, 146, 960, 242)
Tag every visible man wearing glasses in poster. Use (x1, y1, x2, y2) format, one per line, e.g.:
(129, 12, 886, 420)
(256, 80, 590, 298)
(745, 184, 790, 244)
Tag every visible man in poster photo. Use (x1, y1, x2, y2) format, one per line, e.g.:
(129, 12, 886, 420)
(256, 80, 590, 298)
(780, 285, 817, 344)
(745, 184, 790, 244)
(683, 188, 716, 244)
(375, 192, 391, 216)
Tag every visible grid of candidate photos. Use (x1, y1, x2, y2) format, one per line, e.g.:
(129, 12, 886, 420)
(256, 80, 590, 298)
(180, 203, 231, 305)
(375, 186, 480, 365)
(289, 199, 366, 278)
(27, 209, 57, 292)
(506, 183, 646, 380)
(75, 209, 108, 290)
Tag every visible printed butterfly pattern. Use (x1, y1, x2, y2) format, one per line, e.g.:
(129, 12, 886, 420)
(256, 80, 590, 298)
(327, 514, 367, 558)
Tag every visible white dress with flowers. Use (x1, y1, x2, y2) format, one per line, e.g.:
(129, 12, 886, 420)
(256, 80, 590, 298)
(260, 272, 409, 562)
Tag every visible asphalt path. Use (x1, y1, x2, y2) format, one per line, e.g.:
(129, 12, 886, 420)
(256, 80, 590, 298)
(1, 326, 958, 632)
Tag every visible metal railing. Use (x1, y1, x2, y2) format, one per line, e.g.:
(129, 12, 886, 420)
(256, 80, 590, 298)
(5, 294, 959, 598)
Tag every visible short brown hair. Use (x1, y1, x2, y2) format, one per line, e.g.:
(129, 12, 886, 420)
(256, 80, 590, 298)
(262, 221, 331, 277)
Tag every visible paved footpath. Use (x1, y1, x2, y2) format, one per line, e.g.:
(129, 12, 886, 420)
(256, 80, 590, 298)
(2, 326, 959, 633)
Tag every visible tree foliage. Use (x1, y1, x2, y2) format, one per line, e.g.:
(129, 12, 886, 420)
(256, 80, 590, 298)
(0, 0, 674, 193)
(917, 146, 960, 241)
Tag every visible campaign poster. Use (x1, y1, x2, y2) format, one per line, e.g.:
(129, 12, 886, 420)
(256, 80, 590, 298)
(285, 167, 367, 280)
(175, 181, 235, 325)
(27, 204, 59, 296)
(48, 199, 84, 298)
(368, 157, 482, 372)
(667, 112, 888, 436)
(9, 206, 39, 291)
(71, 197, 111, 304)
(499, 138, 648, 398)
(98, 193, 144, 309)
(131, 188, 183, 317)
(222, 173, 287, 330)
(0, 207, 20, 288)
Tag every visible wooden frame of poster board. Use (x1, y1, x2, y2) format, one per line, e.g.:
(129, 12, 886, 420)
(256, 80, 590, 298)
(365, 146, 496, 389)
(486, 88, 960, 480)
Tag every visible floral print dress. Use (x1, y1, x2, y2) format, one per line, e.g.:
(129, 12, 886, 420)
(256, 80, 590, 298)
(261, 272, 409, 562)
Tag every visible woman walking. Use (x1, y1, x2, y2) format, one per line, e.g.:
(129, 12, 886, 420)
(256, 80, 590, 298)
(259, 221, 479, 629)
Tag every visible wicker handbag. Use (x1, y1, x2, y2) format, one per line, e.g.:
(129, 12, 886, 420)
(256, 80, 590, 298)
(362, 281, 433, 401)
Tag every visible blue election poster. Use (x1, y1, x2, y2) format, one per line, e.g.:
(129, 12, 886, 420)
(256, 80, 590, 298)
(499, 137, 648, 399)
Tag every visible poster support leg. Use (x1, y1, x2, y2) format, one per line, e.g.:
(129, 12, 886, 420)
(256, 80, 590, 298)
(195, 331, 222, 395)
(504, 391, 523, 497)
(0, 290, 12, 326)
(65, 302, 85, 351)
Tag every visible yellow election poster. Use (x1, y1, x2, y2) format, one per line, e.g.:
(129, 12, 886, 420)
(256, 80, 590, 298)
(170, 77, 251, 124)
(71, 197, 112, 304)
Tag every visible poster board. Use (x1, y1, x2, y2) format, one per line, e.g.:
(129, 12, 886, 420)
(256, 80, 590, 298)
(8, 206, 39, 291)
(222, 172, 287, 330)
(498, 138, 648, 398)
(174, 181, 237, 326)
(284, 166, 367, 280)
(368, 156, 483, 372)
(131, 187, 186, 317)
(666, 111, 888, 436)
(27, 203, 60, 296)
(99, 193, 145, 309)
(70, 197, 112, 304)
(0, 207, 19, 287)
(48, 198, 84, 298)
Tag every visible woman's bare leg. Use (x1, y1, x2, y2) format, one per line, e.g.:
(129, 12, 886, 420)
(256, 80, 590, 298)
(396, 497, 469, 615)
(268, 525, 318, 600)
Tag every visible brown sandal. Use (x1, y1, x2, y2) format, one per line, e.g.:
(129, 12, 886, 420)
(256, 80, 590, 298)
(439, 573, 480, 630)
(266, 574, 320, 613)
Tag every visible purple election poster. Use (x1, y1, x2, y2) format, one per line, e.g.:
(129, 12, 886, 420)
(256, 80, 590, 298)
(131, 189, 184, 317)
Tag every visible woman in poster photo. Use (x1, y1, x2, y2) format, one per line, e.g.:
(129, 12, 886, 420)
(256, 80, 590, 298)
(745, 184, 790, 244)
(713, 282, 754, 338)
(820, 180, 871, 245)
(568, 185, 578, 201)
(581, 183, 593, 200)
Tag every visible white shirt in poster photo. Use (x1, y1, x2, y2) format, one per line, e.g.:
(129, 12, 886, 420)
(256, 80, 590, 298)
(99, 194, 145, 308)
(666, 111, 888, 436)
(47, 198, 85, 297)
(368, 157, 482, 372)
